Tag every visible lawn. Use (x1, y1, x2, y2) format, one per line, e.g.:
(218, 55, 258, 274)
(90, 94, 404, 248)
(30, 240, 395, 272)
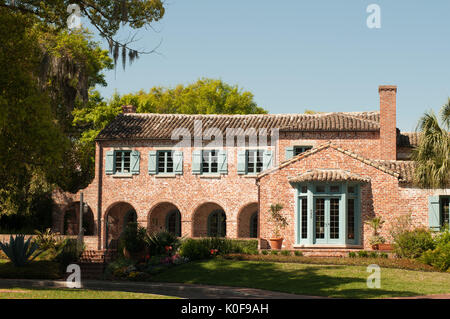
(0, 287, 177, 299)
(151, 259, 450, 298)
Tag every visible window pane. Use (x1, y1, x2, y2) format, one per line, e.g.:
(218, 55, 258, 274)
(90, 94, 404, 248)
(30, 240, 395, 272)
(316, 185, 325, 193)
(115, 153, 122, 173)
(294, 146, 312, 156)
(330, 185, 340, 193)
(301, 198, 308, 239)
(315, 198, 325, 239)
(300, 186, 307, 194)
(330, 198, 340, 239)
(166, 152, 174, 173)
(442, 197, 450, 227)
(123, 151, 131, 173)
(348, 186, 355, 194)
(347, 198, 355, 240)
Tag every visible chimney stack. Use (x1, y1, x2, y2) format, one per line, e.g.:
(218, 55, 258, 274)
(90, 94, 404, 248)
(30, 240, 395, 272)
(122, 104, 136, 114)
(378, 85, 397, 160)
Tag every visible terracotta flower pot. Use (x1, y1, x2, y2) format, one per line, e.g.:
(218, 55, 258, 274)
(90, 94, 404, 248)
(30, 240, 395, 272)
(378, 243, 392, 251)
(371, 244, 379, 250)
(269, 238, 284, 250)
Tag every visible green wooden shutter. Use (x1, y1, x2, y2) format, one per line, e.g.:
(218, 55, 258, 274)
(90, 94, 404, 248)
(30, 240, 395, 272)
(237, 150, 247, 175)
(285, 147, 294, 160)
(192, 150, 202, 174)
(173, 151, 183, 175)
(263, 150, 273, 170)
(148, 151, 157, 175)
(218, 150, 228, 174)
(105, 150, 115, 175)
(428, 196, 441, 231)
(131, 150, 140, 175)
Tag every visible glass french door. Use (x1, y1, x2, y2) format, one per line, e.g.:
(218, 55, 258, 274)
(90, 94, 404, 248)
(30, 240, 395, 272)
(314, 197, 341, 244)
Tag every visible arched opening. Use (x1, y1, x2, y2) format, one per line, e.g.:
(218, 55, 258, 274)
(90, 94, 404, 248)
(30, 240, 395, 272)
(148, 202, 181, 236)
(105, 202, 137, 249)
(62, 202, 95, 236)
(237, 202, 258, 238)
(192, 202, 226, 237)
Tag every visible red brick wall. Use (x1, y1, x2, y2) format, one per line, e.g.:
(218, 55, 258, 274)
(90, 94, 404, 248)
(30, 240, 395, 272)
(258, 145, 444, 250)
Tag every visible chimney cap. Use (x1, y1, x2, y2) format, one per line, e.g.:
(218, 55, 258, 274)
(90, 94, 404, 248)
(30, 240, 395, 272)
(378, 85, 397, 92)
(122, 104, 136, 114)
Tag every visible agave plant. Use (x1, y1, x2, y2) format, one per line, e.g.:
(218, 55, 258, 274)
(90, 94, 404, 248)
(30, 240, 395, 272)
(0, 235, 42, 267)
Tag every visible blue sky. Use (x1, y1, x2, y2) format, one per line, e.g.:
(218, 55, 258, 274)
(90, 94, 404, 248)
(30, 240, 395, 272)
(91, 0, 450, 132)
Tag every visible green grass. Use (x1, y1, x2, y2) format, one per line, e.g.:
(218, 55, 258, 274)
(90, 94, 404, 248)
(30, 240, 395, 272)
(150, 259, 450, 298)
(0, 287, 177, 299)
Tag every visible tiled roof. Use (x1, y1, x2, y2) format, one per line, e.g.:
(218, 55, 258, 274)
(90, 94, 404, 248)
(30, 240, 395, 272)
(96, 111, 381, 140)
(288, 169, 371, 183)
(258, 142, 415, 183)
(398, 132, 420, 147)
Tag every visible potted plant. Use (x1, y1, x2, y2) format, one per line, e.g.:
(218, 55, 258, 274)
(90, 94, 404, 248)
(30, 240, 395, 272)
(121, 222, 148, 261)
(268, 204, 288, 250)
(365, 217, 387, 250)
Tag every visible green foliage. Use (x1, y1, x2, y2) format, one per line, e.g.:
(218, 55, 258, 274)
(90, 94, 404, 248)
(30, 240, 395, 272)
(412, 102, 450, 189)
(348, 252, 357, 258)
(420, 231, 450, 271)
(357, 251, 369, 258)
(270, 250, 279, 255)
(294, 251, 303, 257)
(268, 204, 288, 238)
(54, 239, 84, 268)
(179, 238, 245, 261)
(120, 222, 147, 253)
(261, 250, 269, 255)
(145, 231, 181, 256)
(365, 216, 385, 236)
(0, 260, 61, 279)
(33, 229, 61, 251)
(0, 235, 41, 267)
(393, 228, 435, 259)
(280, 250, 291, 256)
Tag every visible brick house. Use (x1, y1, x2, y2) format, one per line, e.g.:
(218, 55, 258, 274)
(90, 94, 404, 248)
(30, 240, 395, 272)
(52, 85, 450, 252)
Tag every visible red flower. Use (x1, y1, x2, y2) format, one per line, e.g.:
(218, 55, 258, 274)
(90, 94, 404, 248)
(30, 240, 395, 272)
(165, 245, 173, 252)
(210, 249, 218, 255)
(145, 254, 150, 261)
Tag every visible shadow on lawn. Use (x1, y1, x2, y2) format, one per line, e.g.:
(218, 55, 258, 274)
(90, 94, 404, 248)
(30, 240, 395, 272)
(151, 260, 420, 299)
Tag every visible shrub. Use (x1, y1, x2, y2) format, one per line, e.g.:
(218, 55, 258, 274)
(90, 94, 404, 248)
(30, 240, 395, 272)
(270, 250, 279, 255)
(121, 222, 147, 253)
(294, 251, 303, 257)
(104, 257, 136, 278)
(0, 235, 41, 266)
(393, 228, 435, 259)
(380, 253, 389, 259)
(357, 250, 368, 258)
(0, 260, 62, 279)
(145, 231, 181, 256)
(33, 228, 61, 251)
(54, 238, 84, 268)
(280, 250, 291, 256)
(348, 252, 357, 258)
(261, 250, 269, 255)
(179, 238, 243, 261)
(233, 239, 258, 255)
(420, 231, 450, 271)
(368, 251, 378, 258)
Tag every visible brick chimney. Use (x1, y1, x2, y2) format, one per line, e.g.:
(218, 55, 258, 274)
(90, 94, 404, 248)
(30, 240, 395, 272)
(122, 104, 136, 114)
(379, 85, 397, 160)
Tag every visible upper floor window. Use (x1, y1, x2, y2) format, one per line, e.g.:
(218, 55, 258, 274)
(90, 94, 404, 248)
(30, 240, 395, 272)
(442, 197, 449, 228)
(158, 151, 174, 174)
(294, 146, 312, 156)
(202, 150, 219, 174)
(246, 150, 264, 174)
(115, 150, 131, 174)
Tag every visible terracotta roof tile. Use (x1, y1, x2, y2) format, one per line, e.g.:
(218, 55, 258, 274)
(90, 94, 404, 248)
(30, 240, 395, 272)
(288, 169, 371, 183)
(96, 112, 381, 140)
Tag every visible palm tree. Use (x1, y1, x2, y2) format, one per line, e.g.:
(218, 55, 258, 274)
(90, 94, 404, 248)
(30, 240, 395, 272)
(412, 101, 450, 188)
